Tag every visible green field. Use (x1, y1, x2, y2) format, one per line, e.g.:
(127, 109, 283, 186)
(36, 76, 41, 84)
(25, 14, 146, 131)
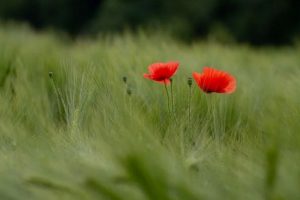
(0, 26, 300, 200)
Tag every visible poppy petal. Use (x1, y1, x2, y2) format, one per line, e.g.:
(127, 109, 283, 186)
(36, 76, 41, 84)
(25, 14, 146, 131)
(143, 73, 152, 79)
(193, 67, 236, 94)
(148, 63, 164, 74)
(144, 61, 179, 84)
(166, 62, 179, 77)
(144, 73, 171, 84)
(222, 76, 236, 93)
(193, 72, 208, 92)
(155, 79, 171, 85)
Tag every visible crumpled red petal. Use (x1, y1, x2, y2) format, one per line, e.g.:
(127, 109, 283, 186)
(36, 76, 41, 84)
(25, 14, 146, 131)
(193, 67, 236, 94)
(144, 61, 179, 84)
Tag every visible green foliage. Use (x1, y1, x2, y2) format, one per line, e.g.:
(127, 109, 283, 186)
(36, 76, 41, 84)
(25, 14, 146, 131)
(0, 0, 101, 34)
(0, 26, 300, 199)
(0, 0, 299, 44)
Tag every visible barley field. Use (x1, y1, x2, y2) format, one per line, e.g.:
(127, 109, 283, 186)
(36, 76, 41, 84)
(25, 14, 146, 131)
(0, 25, 300, 200)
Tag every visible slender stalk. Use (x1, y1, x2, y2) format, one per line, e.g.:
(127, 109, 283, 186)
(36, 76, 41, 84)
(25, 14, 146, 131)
(170, 78, 179, 124)
(162, 80, 171, 140)
(123, 76, 128, 104)
(164, 80, 171, 115)
(49, 72, 63, 121)
(170, 78, 174, 113)
(188, 86, 191, 124)
(187, 77, 193, 125)
(126, 87, 132, 117)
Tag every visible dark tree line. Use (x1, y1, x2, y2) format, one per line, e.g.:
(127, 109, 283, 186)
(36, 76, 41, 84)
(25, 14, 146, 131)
(0, 0, 299, 45)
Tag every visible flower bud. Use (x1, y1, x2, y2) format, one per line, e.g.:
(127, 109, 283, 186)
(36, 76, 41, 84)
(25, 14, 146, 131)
(188, 77, 192, 87)
(126, 88, 132, 96)
(49, 72, 53, 78)
(122, 76, 127, 84)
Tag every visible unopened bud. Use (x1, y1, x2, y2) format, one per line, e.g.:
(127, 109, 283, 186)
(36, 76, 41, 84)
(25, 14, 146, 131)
(49, 72, 53, 78)
(126, 88, 132, 96)
(188, 77, 192, 87)
(122, 76, 127, 84)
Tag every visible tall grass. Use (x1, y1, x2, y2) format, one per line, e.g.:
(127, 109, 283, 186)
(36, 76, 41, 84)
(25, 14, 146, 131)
(0, 25, 300, 200)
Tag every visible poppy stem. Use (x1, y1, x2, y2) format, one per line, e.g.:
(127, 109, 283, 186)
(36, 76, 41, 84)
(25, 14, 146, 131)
(188, 86, 191, 124)
(170, 79, 179, 124)
(170, 78, 174, 113)
(164, 80, 171, 116)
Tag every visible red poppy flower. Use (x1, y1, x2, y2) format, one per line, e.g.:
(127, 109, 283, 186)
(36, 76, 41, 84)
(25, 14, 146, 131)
(193, 67, 236, 94)
(143, 61, 179, 84)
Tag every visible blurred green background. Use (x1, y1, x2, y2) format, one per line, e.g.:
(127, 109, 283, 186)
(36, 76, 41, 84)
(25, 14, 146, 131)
(0, 0, 299, 45)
